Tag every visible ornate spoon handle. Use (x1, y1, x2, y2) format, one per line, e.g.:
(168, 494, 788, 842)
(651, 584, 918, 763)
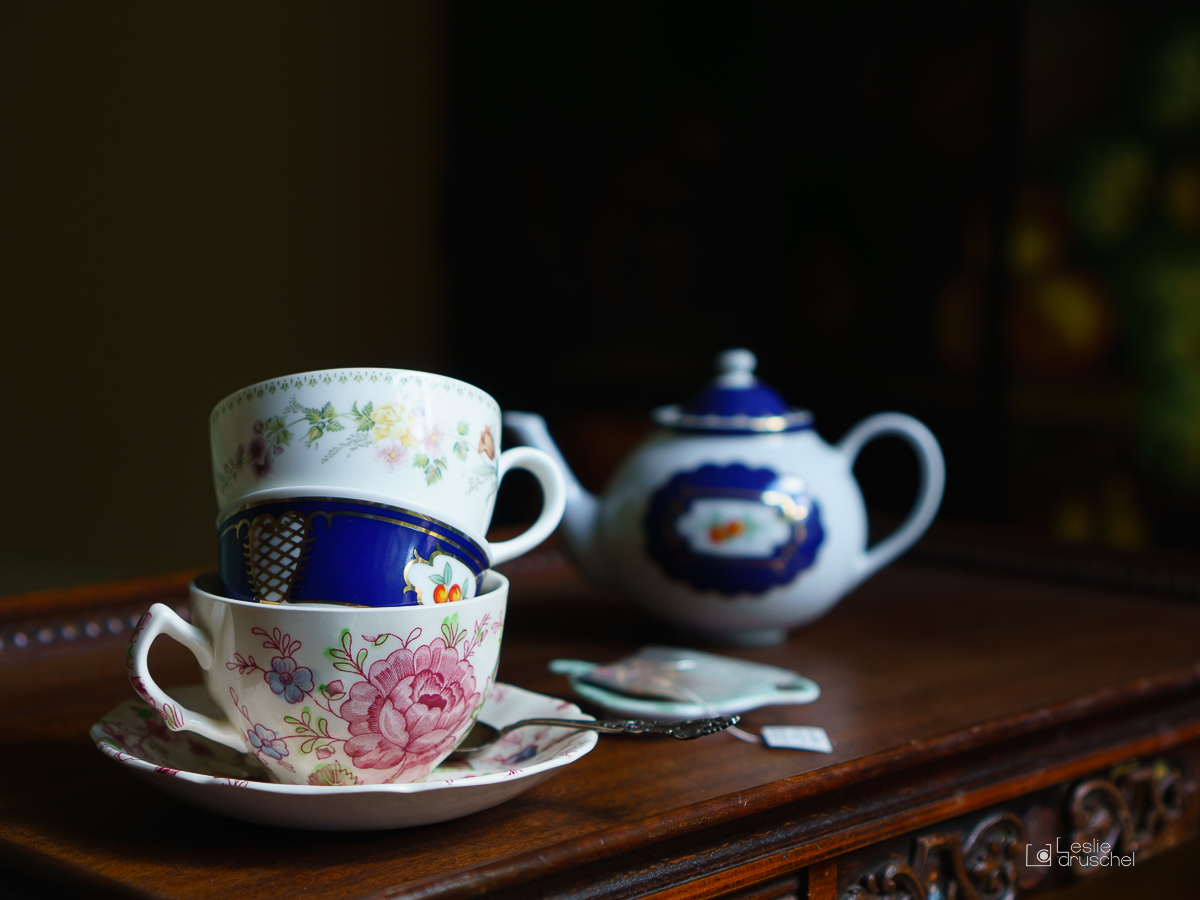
(495, 715, 740, 741)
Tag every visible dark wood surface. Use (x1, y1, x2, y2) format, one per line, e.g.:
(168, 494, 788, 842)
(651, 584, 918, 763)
(3, 556, 1200, 899)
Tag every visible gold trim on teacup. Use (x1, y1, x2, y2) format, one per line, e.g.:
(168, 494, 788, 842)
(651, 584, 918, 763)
(218, 496, 486, 555)
(219, 509, 487, 571)
(220, 504, 488, 605)
(225, 512, 317, 604)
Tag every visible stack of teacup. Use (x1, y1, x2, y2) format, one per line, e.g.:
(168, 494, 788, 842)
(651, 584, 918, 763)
(128, 368, 566, 787)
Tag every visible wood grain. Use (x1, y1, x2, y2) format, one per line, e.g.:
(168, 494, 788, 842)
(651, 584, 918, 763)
(2, 561, 1200, 899)
(807, 861, 837, 900)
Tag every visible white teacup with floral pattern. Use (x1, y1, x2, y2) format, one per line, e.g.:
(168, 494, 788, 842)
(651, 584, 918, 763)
(127, 571, 507, 786)
(210, 368, 565, 567)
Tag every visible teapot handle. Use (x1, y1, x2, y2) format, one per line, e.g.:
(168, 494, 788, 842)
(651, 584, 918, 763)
(838, 413, 945, 580)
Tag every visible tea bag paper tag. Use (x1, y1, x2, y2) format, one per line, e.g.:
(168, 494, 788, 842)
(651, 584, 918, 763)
(760, 725, 833, 753)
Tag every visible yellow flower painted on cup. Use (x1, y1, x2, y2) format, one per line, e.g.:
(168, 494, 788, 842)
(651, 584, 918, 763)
(371, 403, 416, 446)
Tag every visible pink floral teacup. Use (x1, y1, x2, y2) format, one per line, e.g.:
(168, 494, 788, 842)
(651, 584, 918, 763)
(127, 571, 507, 786)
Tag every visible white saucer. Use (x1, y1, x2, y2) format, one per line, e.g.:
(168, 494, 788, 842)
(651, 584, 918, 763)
(91, 683, 598, 831)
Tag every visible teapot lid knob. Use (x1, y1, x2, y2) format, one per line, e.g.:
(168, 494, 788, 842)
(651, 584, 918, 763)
(651, 348, 813, 434)
(715, 349, 757, 387)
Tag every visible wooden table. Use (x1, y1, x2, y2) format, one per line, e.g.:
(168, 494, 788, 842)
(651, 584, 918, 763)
(2, 554, 1199, 899)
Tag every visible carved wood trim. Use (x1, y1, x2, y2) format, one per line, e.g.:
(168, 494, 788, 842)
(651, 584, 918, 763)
(840, 757, 1196, 900)
(451, 726, 1200, 900)
(841, 812, 1021, 900)
(1066, 758, 1192, 873)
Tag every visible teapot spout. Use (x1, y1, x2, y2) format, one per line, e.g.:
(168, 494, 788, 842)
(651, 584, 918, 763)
(503, 412, 608, 585)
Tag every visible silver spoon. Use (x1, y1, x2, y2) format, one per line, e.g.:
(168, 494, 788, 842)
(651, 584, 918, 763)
(449, 714, 740, 759)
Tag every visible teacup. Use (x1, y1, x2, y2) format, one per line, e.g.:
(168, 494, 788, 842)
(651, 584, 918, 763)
(217, 496, 490, 606)
(210, 367, 566, 568)
(127, 571, 508, 786)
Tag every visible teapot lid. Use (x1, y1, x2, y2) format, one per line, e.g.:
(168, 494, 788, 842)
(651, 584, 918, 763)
(653, 349, 813, 434)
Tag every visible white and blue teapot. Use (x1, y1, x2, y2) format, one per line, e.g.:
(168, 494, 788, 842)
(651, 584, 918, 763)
(506, 349, 945, 646)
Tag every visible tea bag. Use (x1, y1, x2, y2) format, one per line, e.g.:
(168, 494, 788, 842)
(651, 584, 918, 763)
(550, 646, 830, 751)
(561, 645, 810, 703)
(759, 725, 833, 752)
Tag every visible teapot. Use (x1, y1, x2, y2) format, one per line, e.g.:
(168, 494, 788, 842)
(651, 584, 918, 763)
(505, 349, 945, 646)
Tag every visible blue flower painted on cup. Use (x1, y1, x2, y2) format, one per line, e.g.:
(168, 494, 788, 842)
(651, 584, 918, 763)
(226, 627, 317, 710)
(267, 657, 314, 703)
(248, 723, 289, 760)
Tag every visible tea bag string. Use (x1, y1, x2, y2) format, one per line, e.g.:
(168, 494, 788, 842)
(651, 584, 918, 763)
(672, 681, 762, 745)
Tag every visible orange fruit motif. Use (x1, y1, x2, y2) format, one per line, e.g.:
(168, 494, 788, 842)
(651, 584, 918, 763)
(429, 562, 463, 603)
(708, 520, 746, 543)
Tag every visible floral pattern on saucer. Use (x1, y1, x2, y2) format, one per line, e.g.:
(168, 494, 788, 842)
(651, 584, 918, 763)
(96, 695, 268, 782)
(91, 684, 598, 830)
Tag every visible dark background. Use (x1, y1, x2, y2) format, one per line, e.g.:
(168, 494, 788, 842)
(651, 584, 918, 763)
(0, 4, 447, 591)
(3, 1, 1200, 592)
(443, 2, 1018, 525)
(443, 1, 1200, 554)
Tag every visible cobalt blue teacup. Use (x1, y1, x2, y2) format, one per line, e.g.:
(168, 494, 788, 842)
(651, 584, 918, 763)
(217, 496, 490, 607)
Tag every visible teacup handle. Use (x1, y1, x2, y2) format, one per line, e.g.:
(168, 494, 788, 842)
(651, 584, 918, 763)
(838, 412, 945, 580)
(127, 603, 249, 753)
(488, 446, 568, 566)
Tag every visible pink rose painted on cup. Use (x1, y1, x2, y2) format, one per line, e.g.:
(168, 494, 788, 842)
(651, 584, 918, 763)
(338, 638, 479, 780)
